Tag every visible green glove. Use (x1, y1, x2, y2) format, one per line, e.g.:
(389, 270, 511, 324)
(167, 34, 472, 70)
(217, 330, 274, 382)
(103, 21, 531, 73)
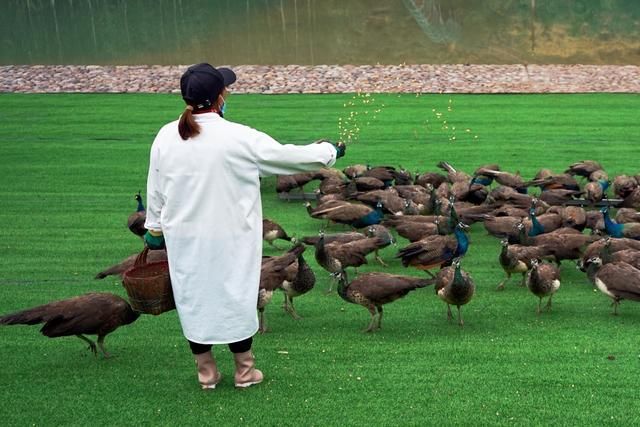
(144, 231, 165, 250)
(333, 141, 346, 159)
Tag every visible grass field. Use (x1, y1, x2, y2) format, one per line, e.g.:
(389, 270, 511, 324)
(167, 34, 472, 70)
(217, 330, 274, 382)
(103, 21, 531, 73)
(1, 92, 640, 426)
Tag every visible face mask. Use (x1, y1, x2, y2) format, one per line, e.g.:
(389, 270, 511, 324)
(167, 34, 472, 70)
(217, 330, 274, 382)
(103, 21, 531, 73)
(221, 100, 226, 115)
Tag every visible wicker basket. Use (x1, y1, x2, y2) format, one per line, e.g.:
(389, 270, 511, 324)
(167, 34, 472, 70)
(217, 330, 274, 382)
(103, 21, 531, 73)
(122, 247, 175, 315)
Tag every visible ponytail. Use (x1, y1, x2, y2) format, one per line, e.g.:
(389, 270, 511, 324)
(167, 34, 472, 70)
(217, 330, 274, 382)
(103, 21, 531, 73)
(178, 105, 200, 140)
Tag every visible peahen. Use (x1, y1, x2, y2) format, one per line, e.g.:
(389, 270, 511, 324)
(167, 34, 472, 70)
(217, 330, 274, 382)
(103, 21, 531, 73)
(434, 257, 475, 326)
(496, 238, 552, 291)
(0, 293, 140, 358)
(258, 244, 305, 332)
(280, 250, 316, 320)
(526, 259, 561, 315)
(583, 257, 640, 315)
(313, 230, 383, 292)
(336, 272, 431, 332)
(584, 179, 610, 205)
(565, 160, 603, 178)
(262, 218, 292, 249)
(95, 249, 167, 279)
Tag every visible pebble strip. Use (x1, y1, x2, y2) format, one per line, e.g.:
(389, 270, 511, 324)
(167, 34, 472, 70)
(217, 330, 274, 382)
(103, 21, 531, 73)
(1, 64, 639, 94)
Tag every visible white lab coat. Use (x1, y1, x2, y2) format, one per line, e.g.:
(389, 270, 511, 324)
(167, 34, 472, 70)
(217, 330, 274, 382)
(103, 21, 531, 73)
(145, 112, 336, 344)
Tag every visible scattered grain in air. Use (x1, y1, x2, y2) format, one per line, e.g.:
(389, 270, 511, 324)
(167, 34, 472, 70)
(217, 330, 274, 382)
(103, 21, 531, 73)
(277, 350, 289, 354)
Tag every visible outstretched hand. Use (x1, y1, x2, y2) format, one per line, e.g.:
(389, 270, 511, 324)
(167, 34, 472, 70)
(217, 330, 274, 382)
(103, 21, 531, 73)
(333, 141, 346, 159)
(314, 139, 346, 159)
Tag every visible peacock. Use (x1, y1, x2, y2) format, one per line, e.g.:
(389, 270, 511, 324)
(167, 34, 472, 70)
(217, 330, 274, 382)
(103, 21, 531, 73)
(313, 230, 382, 292)
(565, 160, 603, 178)
(496, 238, 552, 291)
(336, 272, 431, 332)
(583, 257, 640, 315)
(280, 250, 316, 320)
(396, 221, 470, 275)
(584, 179, 610, 205)
(434, 257, 475, 326)
(258, 245, 305, 332)
(0, 293, 140, 358)
(601, 206, 640, 239)
(525, 259, 561, 314)
(310, 200, 384, 229)
(127, 192, 147, 239)
(262, 218, 292, 249)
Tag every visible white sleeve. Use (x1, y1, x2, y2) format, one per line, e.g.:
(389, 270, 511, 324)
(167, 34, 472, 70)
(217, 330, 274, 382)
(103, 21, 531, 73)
(250, 130, 337, 177)
(144, 142, 163, 232)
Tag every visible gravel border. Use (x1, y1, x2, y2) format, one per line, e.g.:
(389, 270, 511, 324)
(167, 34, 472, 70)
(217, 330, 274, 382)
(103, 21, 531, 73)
(1, 64, 639, 94)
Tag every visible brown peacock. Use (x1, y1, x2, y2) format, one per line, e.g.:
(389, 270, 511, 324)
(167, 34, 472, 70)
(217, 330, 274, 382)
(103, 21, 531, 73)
(95, 250, 168, 279)
(583, 257, 640, 315)
(496, 238, 553, 291)
(258, 244, 305, 332)
(336, 272, 431, 332)
(0, 293, 140, 358)
(280, 250, 316, 320)
(434, 257, 476, 326)
(262, 217, 292, 249)
(525, 259, 561, 314)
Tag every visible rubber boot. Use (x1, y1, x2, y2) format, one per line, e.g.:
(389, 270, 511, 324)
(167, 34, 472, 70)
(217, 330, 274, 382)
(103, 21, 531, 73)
(194, 351, 221, 390)
(233, 351, 264, 388)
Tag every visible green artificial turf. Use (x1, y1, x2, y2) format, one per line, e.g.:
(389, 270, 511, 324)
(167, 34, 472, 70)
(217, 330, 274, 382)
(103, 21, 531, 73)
(1, 92, 639, 426)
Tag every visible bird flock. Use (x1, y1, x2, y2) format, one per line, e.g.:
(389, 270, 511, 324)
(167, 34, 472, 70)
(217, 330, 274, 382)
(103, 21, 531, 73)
(2, 160, 640, 356)
(268, 159, 640, 329)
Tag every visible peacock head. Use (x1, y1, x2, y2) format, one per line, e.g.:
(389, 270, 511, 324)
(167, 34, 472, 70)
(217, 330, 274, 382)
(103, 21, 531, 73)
(456, 222, 470, 231)
(500, 238, 509, 248)
(530, 258, 540, 268)
(586, 256, 603, 269)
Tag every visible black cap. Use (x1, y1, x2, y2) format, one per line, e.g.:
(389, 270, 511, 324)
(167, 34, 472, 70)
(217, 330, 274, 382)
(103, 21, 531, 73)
(180, 63, 236, 109)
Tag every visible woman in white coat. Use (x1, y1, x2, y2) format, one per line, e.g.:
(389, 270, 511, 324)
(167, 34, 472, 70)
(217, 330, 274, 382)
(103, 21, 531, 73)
(143, 63, 345, 390)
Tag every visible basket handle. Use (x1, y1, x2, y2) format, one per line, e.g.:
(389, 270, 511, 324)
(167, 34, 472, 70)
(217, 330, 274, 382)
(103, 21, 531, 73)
(134, 247, 150, 267)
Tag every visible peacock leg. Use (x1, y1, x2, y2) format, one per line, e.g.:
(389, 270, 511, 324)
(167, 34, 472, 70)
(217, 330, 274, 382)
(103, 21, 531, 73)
(76, 334, 97, 356)
(325, 273, 338, 294)
(612, 300, 619, 316)
(446, 304, 453, 323)
(364, 305, 377, 332)
(375, 250, 388, 267)
(97, 335, 111, 359)
(258, 309, 268, 333)
(457, 305, 464, 327)
(537, 298, 542, 315)
(545, 295, 553, 312)
(519, 272, 526, 287)
(287, 296, 302, 320)
(376, 306, 384, 330)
